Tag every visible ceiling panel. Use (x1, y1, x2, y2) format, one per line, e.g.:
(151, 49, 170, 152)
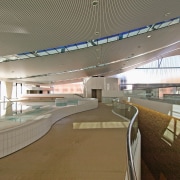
(0, 0, 179, 56)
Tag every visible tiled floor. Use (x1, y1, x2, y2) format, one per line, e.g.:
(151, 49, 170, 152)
(0, 103, 128, 180)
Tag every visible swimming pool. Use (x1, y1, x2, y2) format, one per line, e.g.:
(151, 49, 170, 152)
(0, 101, 56, 130)
(0, 99, 80, 130)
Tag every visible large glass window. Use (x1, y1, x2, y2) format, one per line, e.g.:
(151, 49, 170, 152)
(11, 83, 23, 99)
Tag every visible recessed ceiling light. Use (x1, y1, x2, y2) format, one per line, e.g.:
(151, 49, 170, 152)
(92, 1, 98, 6)
(164, 12, 171, 17)
(147, 35, 152, 38)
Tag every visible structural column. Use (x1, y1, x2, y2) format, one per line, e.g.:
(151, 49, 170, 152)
(5, 82, 13, 99)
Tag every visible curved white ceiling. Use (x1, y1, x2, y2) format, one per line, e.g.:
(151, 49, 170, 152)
(0, 0, 180, 84)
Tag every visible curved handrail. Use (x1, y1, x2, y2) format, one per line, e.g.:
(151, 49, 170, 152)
(73, 94, 84, 98)
(112, 100, 139, 180)
(126, 104, 139, 180)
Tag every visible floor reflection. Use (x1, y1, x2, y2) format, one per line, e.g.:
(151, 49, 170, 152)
(137, 104, 180, 180)
(73, 121, 129, 129)
(161, 118, 180, 146)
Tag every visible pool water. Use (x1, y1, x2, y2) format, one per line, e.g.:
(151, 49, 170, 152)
(0, 101, 55, 123)
(0, 100, 79, 130)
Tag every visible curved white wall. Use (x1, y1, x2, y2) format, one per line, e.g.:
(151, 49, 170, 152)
(0, 99, 98, 158)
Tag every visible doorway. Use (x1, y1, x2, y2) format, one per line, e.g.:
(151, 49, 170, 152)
(91, 89, 102, 102)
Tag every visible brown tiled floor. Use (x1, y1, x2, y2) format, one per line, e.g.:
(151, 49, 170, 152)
(141, 159, 155, 180)
(0, 103, 128, 180)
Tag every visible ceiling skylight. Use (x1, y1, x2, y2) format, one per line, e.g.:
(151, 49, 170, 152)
(46, 48, 58, 55)
(0, 16, 179, 64)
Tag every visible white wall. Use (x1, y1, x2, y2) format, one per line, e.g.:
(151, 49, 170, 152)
(84, 77, 119, 98)
(104, 78, 119, 91)
(102, 90, 124, 97)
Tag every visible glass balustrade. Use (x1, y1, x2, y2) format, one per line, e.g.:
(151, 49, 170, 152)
(112, 99, 139, 180)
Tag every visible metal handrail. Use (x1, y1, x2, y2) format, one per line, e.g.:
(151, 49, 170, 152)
(2, 100, 22, 122)
(73, 94, 84, 98)
(3, 96, 13, 110)
(3, 96, 12, 103)
(126, 105, 139, 180)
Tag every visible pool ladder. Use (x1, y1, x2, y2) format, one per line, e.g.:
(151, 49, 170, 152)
(3, 96, 12, 103)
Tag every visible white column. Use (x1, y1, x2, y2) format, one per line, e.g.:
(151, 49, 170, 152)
(5, 82, 13, 99)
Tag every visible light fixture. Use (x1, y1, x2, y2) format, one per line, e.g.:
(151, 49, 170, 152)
(164, 12, 171, 17)
(92, 1, 98, 6)
(147, 35, 152, 38)
(9, 56, 18, 60)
